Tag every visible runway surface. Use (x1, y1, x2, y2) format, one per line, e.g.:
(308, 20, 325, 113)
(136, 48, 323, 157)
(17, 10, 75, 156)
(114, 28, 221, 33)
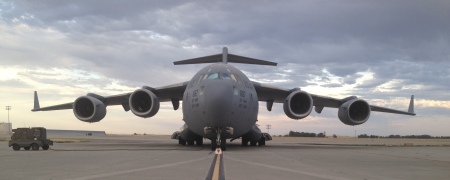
(1, 134, 449, 180)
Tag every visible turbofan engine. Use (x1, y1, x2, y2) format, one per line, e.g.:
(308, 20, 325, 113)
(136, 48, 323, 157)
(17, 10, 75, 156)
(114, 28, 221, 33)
(283, 91, 313, 119)
(338, 99, 371, 125)
(129, 88, 160, 118)
(73, 96, 106, 122)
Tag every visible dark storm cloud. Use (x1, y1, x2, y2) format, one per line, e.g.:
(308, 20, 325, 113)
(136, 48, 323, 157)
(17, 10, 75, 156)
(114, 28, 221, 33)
(1, 0, 450, 102)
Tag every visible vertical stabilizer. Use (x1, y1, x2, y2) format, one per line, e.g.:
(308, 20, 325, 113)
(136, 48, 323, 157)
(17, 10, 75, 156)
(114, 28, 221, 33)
(222, 47, 228, 64)
(408, 95, 414, 114)
(34, 91, 40, 110)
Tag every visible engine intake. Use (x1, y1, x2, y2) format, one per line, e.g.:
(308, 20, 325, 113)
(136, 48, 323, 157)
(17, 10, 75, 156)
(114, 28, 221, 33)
(283, 91, 313, 119)
(73, 96, 106, 122)
(338, 99, 371, 125)
(129, 88, 160, 118)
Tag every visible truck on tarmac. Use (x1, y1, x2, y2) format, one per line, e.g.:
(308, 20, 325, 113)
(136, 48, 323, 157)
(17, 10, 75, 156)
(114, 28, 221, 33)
(8, 127, 53, 151)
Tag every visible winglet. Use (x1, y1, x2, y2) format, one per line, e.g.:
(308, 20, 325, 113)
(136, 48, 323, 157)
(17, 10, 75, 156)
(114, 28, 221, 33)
(408, 95, 415, 114)
(32, 91, 40, 111)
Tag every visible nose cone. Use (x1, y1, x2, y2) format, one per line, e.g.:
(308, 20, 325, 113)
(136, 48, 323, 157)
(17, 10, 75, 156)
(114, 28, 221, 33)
(203, 81, 233, 126)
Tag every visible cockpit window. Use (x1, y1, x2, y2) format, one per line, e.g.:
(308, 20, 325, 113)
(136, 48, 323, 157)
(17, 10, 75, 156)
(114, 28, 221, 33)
(207, 73, 219, 79)
(205, 72, 238, 81)
(221, 73, 231, 79)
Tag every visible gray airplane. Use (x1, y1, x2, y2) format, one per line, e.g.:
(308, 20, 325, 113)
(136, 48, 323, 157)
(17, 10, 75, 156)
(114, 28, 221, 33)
(32, 47, 415, 151)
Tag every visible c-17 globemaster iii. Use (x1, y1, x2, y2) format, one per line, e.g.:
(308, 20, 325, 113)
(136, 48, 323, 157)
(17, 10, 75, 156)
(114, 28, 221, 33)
(32, 47, 415, 151)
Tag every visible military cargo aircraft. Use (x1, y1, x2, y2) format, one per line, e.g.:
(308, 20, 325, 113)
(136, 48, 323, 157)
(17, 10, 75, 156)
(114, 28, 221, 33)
(32, 47, 415, 151)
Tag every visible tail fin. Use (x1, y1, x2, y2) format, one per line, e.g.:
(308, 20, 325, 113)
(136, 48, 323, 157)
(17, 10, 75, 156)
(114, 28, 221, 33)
(408, 95, 415, 114)
(33, 91, 40, 111)
(173, 47, 277, 66)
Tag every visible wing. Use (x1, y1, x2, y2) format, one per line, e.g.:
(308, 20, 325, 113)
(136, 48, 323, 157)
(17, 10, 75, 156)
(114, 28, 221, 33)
(32, 81, 189, 112)
(252, 81, 415, 116)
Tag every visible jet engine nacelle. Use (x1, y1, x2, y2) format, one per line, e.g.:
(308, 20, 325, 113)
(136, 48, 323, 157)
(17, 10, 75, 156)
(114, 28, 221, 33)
(338, 99, 371, 125)
(283, 91, 313, 119)
(129, 88, 160, 118)
(73, 96, 107, 122)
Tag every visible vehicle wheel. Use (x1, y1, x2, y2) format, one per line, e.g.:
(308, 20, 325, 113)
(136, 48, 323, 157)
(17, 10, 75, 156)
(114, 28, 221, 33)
(250, 141, 257, 146)
(31, 143, 40, 151)
(187, 141, 195, 145)
(211, 139, 217, 151)
(12, 144, 20, 151)
(24, 147, 31, 150)
(42, 144, 49, 150)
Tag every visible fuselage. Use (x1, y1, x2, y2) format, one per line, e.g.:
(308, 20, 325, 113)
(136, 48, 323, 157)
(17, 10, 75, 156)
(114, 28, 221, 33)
(182, 63, 258, 139)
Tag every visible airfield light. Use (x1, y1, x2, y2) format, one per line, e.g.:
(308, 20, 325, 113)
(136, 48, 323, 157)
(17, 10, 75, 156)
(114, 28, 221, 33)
(6, 106, 11, 133)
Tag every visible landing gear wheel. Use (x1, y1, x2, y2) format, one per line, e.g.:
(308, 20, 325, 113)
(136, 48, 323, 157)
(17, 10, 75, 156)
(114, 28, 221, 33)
(31, 143, 39, 151)
(12, 144, 20, 151)
(250, 141, 257, 146)
(196, 138, 203, 146)
(258, 137, 266, 146)
(42, 144, 49, 150)
(242, 138, 249, 146)
(211, 139, 217, 151)
(179, 138, 186, 145)
(187, 141, 195, 145)
(24, 147, 30, 150)
(220, 138, 227, 151)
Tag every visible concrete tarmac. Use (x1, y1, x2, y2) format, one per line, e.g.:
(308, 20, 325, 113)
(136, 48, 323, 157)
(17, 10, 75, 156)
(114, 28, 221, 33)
(1, 134, 449, 180)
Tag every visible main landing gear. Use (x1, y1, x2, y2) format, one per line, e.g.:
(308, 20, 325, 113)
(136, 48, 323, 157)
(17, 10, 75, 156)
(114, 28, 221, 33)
(178, 137, 203, 146)
(241, 136, 265, 146)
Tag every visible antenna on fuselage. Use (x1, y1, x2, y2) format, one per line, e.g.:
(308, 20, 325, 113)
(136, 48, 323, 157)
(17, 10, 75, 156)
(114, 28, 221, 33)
(222, 47, 228, 64)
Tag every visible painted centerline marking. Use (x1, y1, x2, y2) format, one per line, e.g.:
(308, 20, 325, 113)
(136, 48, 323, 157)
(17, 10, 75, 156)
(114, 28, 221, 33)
(206, 153, 225, 180)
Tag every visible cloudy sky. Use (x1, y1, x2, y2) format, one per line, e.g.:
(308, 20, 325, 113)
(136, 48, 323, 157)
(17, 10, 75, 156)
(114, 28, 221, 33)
(1, 1, 449, 136)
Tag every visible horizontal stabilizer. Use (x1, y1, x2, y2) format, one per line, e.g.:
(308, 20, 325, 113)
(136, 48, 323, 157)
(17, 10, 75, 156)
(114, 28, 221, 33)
(174, 47, 277, 66)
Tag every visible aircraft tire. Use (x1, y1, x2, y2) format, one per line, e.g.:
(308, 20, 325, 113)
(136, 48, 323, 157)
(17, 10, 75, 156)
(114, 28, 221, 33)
(220, 138, 227, 151)
(242, 137, 249, 146)
(258, 137, 266, 146)
(211, 139, 217, 151)
(250, 141, 257, 146)
(196, 138, 203, 146)
(179, 138, 186, 145)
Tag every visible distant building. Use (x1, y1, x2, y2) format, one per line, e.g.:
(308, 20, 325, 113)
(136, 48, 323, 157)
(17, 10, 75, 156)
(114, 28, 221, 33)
(0, 123, 12, 134)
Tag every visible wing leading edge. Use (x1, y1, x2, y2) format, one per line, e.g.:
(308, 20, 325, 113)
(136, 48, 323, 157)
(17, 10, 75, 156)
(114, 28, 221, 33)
(252, 81, 415, 116)
(32, 81, 189, 112)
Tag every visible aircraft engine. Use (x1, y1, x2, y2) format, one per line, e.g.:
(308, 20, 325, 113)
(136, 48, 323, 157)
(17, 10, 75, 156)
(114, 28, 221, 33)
(129, 88, 160, 118)
(338, 99, 371, 125)
(73, 96, 107, 122)
(283, 91, 313, 119)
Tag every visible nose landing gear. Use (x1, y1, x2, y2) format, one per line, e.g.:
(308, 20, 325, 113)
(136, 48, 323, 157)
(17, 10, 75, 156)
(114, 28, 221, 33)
(208, 127, 233, 151)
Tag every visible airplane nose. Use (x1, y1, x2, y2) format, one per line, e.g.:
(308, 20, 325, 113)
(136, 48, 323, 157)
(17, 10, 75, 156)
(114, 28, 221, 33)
(203, 81, 233, 126)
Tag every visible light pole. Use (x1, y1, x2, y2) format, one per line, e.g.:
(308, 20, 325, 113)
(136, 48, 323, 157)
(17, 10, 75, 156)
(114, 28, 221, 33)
(6, 106, 11, 133)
